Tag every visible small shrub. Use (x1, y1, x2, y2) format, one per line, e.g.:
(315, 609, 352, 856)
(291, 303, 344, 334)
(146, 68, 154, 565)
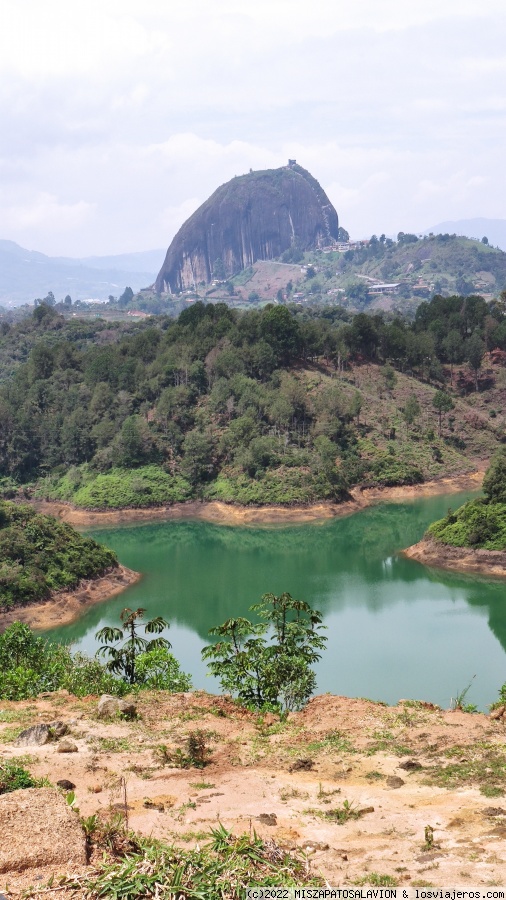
(0, 761, 36, 794)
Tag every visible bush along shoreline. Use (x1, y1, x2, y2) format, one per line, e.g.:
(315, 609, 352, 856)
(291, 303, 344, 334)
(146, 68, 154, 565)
(427, 448, 506, 551)
(0, 500, 118, 610)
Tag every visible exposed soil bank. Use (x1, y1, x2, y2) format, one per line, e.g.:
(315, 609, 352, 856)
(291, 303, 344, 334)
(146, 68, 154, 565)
(403, 536, 506, 578)
(3, 690, 506, 893)
(32, 464, 487, 527)
(0, 565, 141, 632)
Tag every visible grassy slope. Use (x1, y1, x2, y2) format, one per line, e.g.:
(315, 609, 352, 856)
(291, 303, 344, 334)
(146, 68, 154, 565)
(243, 236, 506, 312)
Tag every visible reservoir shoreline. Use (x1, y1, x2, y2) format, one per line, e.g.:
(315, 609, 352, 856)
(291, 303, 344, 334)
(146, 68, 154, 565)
(7, 462, 491, 633)
(402, 536, 506, 578)
(0, 564, 141, 632)
(31, 464, 486, 528)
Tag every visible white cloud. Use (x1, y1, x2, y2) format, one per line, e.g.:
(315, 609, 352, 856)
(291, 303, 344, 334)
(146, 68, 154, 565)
(2, 192, 94, 234)
(0, 2, 504, 255)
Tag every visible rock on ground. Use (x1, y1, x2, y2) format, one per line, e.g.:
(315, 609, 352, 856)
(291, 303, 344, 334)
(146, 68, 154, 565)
(14, 721, 67, 747)
(0, 788, 86, 873)
(97, 695, 137, 718)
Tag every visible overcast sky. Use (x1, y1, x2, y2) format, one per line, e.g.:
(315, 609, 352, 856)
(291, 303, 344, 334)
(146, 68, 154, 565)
(2, 0, 505, 256)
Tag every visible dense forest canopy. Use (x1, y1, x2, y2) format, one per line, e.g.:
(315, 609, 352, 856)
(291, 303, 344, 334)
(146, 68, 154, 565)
(0, 293, 504, 507)
(0, 500, 117, 607)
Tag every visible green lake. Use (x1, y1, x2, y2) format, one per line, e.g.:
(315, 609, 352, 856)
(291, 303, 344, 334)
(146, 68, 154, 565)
(49, 490, 506, 711)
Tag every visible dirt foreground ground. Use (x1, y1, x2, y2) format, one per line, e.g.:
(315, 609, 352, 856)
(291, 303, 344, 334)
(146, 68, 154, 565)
(2, 690, 506, 896)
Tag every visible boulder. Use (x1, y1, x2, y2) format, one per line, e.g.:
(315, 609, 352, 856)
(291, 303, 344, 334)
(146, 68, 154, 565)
(14, 721, 68, 747)
(97, 695, 137, 719)
(57, 739, 78, 753)
(154, 162, 339, 292)
(0, 788, 86, 873)
(14, 724, 51, 747)
(56, 779, 76, 791)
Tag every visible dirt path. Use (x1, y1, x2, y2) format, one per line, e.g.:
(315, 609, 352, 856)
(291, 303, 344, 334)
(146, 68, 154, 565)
(2, 691, 506, 894)
(32, 464, 487, 528)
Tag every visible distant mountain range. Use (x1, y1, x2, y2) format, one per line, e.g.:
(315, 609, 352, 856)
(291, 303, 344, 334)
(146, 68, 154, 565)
(425, 218, 506, 251)
(0, 240, 165, 307)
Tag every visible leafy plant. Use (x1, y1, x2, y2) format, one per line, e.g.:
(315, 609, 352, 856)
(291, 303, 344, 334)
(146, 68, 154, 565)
(65, 824, 324, 898)
(133, 646, 192, 692)
(0, 761, 36, 794)
(96, 608, 171, 685)
(156, 730, 214, 769)
(0, 621, 127, 700)
(202, 592, 326, 712)
(354, 873, 398, 887)
(307, 798, 365, 823)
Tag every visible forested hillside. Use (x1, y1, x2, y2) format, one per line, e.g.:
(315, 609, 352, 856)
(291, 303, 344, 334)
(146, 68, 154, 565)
(427, 449, 506, 551)
(0, 501, 117, 608)
(0, 295, 505, 508)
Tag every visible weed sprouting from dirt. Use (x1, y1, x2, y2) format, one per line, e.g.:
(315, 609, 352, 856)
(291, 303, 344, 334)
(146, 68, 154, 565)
(156, 729, 215, 769)
(304, 729, 356, 755)
(451, 676, 478, 713)
(317, 782, 342, 803)
(279, 786, 309, 801)
(306, 798, 372, 824)
(353, 873, 399, 887)
(366, 729, 412, 756)
(423, 825, 435, 851)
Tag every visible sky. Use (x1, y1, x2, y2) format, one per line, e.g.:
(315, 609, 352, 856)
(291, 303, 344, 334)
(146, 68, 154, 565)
(1, 0, 505, 256)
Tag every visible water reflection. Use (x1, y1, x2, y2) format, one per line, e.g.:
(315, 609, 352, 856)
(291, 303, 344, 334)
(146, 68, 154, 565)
(46, 490, 506, 709)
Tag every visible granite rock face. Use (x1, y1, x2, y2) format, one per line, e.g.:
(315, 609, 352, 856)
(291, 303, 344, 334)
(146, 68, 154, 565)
(154, 162, 339, 293)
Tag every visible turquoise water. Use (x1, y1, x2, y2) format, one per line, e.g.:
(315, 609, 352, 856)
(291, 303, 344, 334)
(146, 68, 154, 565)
(48, 490, 506, 710)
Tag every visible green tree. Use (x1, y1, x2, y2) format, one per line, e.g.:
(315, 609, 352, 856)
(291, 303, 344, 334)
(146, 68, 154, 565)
(349, 390, 362, 425)
(202, 592, 326, 712)
(180, 429, 215, 485)
(466, 332, 485, 391)
(381, 365, 397, 392)
(483, 449, 506, 504)
(114, 415, 155, 467)
(432, 390, 454, 437)
(442, 329, 465, 385)
(118, 286, 134, 308)
(403, 394, 421, 427)
(96, 608, 171, 685)
(260, 306, 301, 365)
